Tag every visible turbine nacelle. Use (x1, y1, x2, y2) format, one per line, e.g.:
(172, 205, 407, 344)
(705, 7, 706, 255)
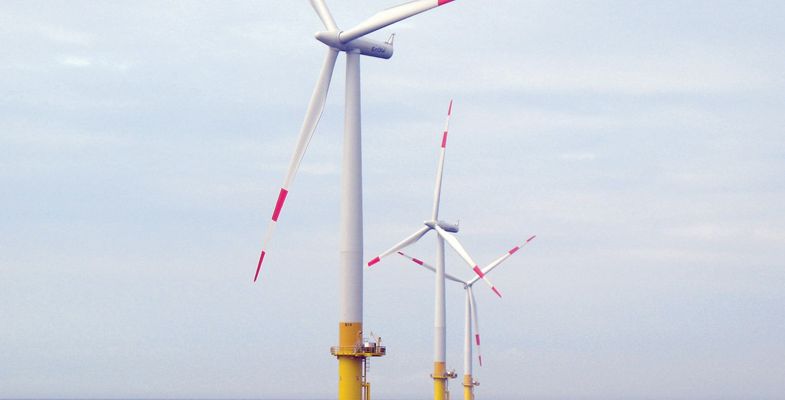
(309, 0, 458, 60)
(315, 31, 394, 59)
(438, 220, 459, 233)
(424, 220, 460, 233)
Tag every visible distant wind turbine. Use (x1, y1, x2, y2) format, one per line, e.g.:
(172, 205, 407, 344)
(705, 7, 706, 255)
(367, 101, 505, 400)
(398, 235, 536, 400)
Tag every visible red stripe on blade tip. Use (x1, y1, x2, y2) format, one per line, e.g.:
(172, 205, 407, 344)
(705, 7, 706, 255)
(271, 188, 288, 222)
(527, 235, 536, 242)
(478, 355, 483, 366)
(412, 258, 424, 265)
(472, 265, 485, 278)
(447, 99, 453, 115)
(475, 334, 481, 345)
(441, 131, 448, 148)
(254, 250, 266, 282)
(492, 286, 502, 298)
(509, 246, 520, 255)
(438, 0, 454, 6)
(367, 256, 381, 267)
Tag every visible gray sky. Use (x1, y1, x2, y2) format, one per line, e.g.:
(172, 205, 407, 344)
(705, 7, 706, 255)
(2, 1, 784, 399)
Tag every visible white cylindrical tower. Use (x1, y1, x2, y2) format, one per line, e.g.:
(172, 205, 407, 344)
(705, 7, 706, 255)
(338, 49, 364, 400)
(434, 235, 447, 400)
(463, 288, 474, 400)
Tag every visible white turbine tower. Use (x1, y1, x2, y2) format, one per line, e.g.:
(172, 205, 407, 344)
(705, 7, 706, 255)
(398, 235, 535, 400)
(367, 101, 502, 400)
(252, 2, 458, 399)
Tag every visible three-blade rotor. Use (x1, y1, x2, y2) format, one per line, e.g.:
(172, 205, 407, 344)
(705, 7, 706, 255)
(396, 236, 535, 369)
(366, 100, 512, 300)
(365, 101, 468, 276)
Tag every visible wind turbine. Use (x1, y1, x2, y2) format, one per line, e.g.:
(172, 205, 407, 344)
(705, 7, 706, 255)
(397, 234, 535, 400)
(366, 100, 502, 400)
(252, 2, 458, 399)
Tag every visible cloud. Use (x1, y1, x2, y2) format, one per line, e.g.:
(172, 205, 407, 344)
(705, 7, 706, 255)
(667, 223, 785, 245)
(37, 24, 94, 46)
(559, 152, 597, 161)
(481, 51, 777, 95)
(300, 162, 338, 176)
(58, 55, 92, 68)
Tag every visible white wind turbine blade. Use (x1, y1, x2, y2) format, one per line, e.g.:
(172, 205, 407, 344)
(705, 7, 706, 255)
(309, 0, 339, 31)
(468, 286, 483, 367)
(434, 225, 502, 297)
(468, 235, 537, 286)
(339, 0, 456, 43)
(254, 48, 339, 282)
(430, 100, 453, 221)
(367, 226, 431, 267)
(396, 251, 464, 284)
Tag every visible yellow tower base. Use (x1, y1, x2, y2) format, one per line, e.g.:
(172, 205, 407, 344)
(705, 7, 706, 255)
(337, 322, 363, 400)
(433, 361, 447, 400)
(462, 374, 474, 400)
(332, 322, 386, 400)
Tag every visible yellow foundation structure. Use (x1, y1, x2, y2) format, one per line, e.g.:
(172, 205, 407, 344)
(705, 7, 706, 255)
(432, 362, 457, 400)
(462, 374, 474, 400)
(332, 322, 386, 400)
(433, 362, 447, 400)
(336, 322, 363, 400)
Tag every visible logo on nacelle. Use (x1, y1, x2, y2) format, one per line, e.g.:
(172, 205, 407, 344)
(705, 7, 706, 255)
(371, 46, 387, 53)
